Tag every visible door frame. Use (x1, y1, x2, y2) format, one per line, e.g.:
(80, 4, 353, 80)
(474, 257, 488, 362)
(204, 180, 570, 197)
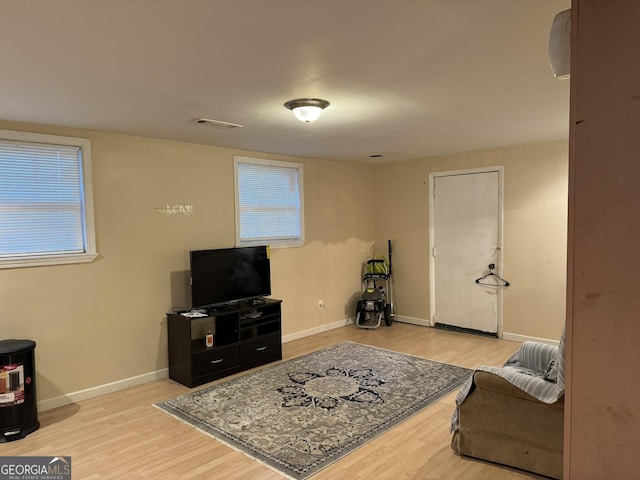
(428, 166, 505, 338)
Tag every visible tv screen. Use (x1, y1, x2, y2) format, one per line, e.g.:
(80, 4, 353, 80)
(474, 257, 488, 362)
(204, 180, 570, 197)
(190, 246, 271, 308)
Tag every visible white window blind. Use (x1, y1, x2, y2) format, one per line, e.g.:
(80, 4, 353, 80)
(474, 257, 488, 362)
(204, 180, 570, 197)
(0, 130, 97, 268)
(234, 156, 304, 247)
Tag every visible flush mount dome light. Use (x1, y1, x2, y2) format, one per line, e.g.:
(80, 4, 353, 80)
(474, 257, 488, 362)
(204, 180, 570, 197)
(284, 98, 330, 123)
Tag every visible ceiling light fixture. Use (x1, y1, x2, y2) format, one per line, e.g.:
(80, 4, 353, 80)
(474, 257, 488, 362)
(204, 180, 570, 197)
(283, 98, 330, 123)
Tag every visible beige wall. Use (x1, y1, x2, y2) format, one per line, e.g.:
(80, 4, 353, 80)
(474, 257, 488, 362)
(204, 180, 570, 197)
(0, 121, 375, 404)
(0, 119, 568, 406)
(373, 141, 568, 340)
(565, 1, 640, 477)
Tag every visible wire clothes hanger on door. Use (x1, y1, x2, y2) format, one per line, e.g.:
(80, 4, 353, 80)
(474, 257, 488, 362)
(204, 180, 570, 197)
(475, 263, 510, 287)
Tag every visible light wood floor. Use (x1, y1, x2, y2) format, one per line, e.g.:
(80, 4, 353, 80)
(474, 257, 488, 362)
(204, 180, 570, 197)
(2, 323, 546, 479)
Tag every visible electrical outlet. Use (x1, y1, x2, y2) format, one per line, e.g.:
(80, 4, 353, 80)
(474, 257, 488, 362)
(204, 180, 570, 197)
(318, 300, 325, 309)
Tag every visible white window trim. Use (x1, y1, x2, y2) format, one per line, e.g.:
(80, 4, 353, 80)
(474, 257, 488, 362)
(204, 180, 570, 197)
(0, 129, 98, 269)
(234, 156, 305, 248)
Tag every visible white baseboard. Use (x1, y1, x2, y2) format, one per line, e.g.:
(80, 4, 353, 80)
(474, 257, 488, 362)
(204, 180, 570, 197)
(37, 322, 556, 412)
(282, 318, 354, 343)
(38, 368, 169, 412)
(393, 315, 431, 327)
(394, 316, 559, 345)
(38, 319, 352, 412)
(386, 316, 560, 346)
(502, 332, 559, 346)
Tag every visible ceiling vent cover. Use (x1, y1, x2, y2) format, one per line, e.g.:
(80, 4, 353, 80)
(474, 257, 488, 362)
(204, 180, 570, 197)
(192, 118, 244, 129)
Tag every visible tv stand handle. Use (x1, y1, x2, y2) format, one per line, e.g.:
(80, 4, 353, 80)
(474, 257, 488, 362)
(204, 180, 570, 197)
(256, 346, 268, 351)
(210, 358, 224, 364)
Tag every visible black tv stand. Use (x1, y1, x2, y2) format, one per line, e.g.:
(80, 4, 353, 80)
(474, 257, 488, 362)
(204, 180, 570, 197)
(167, 298, 282, 387)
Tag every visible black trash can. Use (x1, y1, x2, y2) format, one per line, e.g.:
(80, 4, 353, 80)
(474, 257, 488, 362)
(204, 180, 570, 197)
(0, 339, 39, 442)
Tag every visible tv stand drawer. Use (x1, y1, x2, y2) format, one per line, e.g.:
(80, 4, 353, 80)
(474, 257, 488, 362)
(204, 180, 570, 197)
(192, 344, 240, 377)
(241, 332, 282, 368)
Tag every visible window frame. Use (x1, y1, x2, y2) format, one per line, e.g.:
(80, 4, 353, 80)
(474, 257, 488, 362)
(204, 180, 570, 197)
(234, 156, 305, 248)
(0, 129, 98, 269)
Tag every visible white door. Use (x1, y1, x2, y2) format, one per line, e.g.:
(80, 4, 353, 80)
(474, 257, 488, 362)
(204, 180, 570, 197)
(429, 168, 503, 335)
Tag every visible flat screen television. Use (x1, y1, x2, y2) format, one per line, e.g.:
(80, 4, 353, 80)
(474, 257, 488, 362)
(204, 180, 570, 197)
(190, 245, 271, 308)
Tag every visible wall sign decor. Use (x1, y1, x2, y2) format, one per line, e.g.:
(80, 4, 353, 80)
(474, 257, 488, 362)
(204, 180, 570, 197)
(156, 204, 194, 216)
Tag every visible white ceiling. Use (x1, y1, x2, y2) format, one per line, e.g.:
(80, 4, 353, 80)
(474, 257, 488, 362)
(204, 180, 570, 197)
(0, 0, 570, 163)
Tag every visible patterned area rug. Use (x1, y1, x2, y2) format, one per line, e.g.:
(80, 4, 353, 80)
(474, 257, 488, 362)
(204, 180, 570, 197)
(155, 342, 472, 479)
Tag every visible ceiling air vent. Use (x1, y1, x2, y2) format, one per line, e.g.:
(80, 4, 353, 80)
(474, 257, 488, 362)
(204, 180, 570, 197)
(192, 118, 244, 129)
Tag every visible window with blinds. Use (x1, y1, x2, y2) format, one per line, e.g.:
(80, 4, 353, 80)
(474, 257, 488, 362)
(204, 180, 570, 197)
(234, 156, 304, 247)
(0, 130, 97, 269)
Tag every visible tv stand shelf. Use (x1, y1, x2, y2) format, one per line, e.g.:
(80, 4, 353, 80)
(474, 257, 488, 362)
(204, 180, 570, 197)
(167, 298, 282, 387)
